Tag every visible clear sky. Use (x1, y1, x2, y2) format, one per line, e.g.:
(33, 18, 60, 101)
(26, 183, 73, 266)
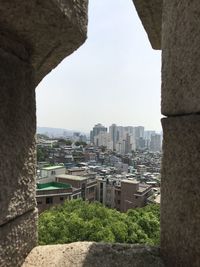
(36, 0, 161, 133)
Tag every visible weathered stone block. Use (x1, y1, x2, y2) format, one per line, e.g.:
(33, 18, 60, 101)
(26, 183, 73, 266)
(0, 209, 37, 267)
(23, 242, 164, 267)
(0, 48, 36, 225)
(161, 115, 200, 267)
(162, 0, 200, 115)
(0, 0, 88, 84)
(132, 0, 162, 50)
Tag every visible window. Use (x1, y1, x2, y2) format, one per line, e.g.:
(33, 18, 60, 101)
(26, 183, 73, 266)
(60, 197, 64, 201)
(37, 201, 42, 205)
(88, 187, 95, 194)
(46, 197, 53, 204)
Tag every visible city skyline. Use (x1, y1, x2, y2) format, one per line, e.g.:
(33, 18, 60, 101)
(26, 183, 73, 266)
(37, 122, 162, 136)
(36, 0, 161, 133)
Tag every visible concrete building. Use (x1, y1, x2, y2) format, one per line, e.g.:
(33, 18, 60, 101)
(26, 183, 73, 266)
(115, 179, 152, 212)
(36, 182, 73, 213)
(90, 123, 107, 144)
(109, 124, 118, 150)
(96, 178, 115, 208)
(150, 134, 161, 152)
(56, 174, 97, 202)
(66, 167, 87, 176)
(94, 131, 112, 148)
(135, 126, 144, 139)
(39, 166, 66, 182)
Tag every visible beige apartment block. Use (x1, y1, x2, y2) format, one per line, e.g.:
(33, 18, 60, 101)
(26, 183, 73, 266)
(117, 180, 152, 212)
(56, 174, 97, 202)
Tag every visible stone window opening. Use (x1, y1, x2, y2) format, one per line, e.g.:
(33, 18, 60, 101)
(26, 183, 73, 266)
(1, 1, 199, 267)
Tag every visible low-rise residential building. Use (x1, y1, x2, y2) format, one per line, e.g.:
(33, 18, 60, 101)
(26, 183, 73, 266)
(115, 179, 153, 212)
(36, 181, 73, 213)
(56, 174, 97, 202)
(96, 178, 115, 208)
(66, 167, 87, 176)
(39, 165, 66, 182)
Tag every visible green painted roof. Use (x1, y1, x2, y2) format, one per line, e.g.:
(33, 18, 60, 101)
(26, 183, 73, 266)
(37, 182, 71, 191)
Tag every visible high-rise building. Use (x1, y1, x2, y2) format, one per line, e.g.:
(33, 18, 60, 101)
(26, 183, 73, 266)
(144, 130, 156, 140)
(90, 123, 107, 144)
(94, 132, 112, 148)
(109, 124, 118, 150)
(135, 126, 145, 150)
(150, 134, 161, 152)
(135, 126, 144, 139)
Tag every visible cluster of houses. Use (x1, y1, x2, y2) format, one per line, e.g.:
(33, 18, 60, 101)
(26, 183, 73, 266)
(36, 163, 160, 214)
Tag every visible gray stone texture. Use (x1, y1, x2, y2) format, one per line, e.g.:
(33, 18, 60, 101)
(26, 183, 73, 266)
(0, 1, 88, 266)
(22, 242, 164, 267)
(0, 209, 38, 267)
(161, 115, 200, 267)
(0, 0, 88, 84)
(132, 0, 162, 50)
(0, 42, 36, 226)
(162, 0, 200, 115)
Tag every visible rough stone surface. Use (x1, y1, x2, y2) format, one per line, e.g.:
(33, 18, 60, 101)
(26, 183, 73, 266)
(0, 50, 36, 225)
(0, 209, 37, 267)
(0, 1, 89, 266)
(132, 0, 162, 50)
(161, 115, 200, 267)
(22, 242, 164, 267)
(162, 0, 200, 115)
(0, 46, 36, 226)
(0, 0, 88, 84)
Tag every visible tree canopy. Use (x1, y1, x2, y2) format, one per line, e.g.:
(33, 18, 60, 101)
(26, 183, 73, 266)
(74, 141, 87, 147)
(38, 200, 160, 246)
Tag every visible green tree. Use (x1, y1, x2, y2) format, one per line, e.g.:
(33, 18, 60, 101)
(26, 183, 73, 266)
(38, 200, 160, 245)
(37, 147, 49, 162)
(75, 141, 87, 147)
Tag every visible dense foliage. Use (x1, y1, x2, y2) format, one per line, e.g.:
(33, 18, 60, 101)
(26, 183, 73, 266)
(37, 147, 49, 162)
(38, 200, 160, 246)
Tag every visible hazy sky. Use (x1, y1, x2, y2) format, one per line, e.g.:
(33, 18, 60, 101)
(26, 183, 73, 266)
(36, 0, 161, 133)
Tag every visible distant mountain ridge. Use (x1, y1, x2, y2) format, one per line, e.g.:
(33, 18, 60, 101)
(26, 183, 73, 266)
(37, 127, 88, 137)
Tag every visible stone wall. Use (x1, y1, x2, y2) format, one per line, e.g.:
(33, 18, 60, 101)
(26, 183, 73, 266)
(161, 1, 200, 266)
(0, 1, 88, 266)
(133, 0, 200, 266)
(22, 242, 164, 267)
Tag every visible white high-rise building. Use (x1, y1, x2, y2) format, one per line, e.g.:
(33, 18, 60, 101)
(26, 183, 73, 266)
(90, 123, 107, 144)
(94, 132, 113, 150)
(150, 134, 161, 152)
(109, 124, 118, 150)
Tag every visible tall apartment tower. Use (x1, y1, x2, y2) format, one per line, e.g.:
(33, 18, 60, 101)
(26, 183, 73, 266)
(150, 134, 161, 152)
(135, 126, 144, 139)
(90, 123, 107, 144)
(135, 126, 145, 150)
(109, 124, 118, 151)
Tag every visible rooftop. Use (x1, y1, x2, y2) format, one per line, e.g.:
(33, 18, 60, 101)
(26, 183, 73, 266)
(121, 179, 139, 185)
(41, 166, 65, 171)
(37, 182, 71, 191)
(137, 184, 151, 193)
(56, 174, 88, 181)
